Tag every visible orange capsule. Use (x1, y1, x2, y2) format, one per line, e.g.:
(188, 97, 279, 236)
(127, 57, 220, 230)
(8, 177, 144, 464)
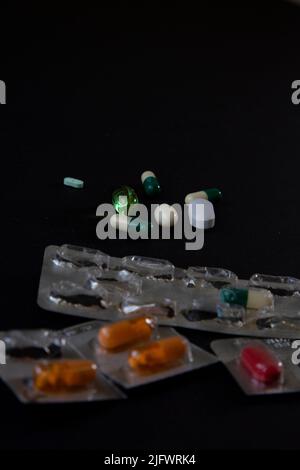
(128, 336, 188, 371)
(98, 316, 155, 350)
(34, 360, 97, 393)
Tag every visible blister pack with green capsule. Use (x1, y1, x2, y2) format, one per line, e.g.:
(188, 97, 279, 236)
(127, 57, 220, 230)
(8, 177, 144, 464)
(38, 244, 300, 339)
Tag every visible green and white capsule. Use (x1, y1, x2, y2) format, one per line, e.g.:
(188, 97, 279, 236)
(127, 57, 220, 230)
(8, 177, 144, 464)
(220, 287, 274, 310)
(141, 171, 161, 197)
(185, 188, 222, 204)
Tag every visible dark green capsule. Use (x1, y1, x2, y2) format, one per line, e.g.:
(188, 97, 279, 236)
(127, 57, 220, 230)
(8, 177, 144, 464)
(204, 188, 222, 202)
(141, 171, 161, 197)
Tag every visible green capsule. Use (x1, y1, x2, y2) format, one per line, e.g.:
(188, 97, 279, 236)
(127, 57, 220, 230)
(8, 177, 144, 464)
(185, 188, 222, 204)
(220, 287, 249, 307)
(141, 171, 161, 197)
(112, 186, 139, 214)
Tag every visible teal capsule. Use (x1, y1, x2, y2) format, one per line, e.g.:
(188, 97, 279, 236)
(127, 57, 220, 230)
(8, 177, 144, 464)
(64, 177, 84, 189)
(185, 188, 222, 204)
(220, 288, 249, 307)
(141, 171, 161, 197)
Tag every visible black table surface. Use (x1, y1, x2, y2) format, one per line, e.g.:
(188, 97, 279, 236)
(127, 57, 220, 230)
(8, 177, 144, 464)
(2, 2, 300, 450)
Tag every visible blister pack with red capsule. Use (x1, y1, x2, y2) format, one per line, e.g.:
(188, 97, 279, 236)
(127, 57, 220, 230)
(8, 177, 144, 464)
(211, 338, 300, 395)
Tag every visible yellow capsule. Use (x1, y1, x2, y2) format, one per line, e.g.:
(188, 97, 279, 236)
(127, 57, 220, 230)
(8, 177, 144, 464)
(128, 336, 187, 371)
(98, 316, 155, 350)
(34, 360, 97, 393)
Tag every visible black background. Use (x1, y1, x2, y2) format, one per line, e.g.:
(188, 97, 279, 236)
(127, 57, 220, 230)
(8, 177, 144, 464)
(1, 1, 300, 450)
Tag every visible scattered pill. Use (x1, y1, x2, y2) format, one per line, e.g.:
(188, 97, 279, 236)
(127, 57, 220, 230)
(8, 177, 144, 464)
(98, 316, 155, 350)
(240, 344, 282, 384)
(63, 177, 84, 189)
(220, 287, 274, 310)
(154, 204, 179, 227)
(129, 336, 188, 371)
(141, 170, 161, 196)
(34, 360, 97, 393)
(188, 198, 215, 229)
(112, 186, 139, 214)
(185, 188, 222, 204)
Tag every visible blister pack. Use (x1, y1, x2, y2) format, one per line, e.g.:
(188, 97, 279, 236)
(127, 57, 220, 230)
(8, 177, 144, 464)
(37, 244, 300, 339)
(64, 319, 218, 388)
(211, 337, 300, 396)
(0, 328, 125, 403)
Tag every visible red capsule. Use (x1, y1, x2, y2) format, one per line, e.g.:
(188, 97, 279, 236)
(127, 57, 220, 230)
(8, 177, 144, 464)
(240, 344, 282, 384)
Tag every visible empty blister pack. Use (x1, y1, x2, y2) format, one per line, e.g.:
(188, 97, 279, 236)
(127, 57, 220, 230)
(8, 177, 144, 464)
(37, 245, 300, 339)
(65, 319, 218, 389)
(38, 245, 135, 322)
(211, 337, 300, 396)
(0, 328, 125, 403)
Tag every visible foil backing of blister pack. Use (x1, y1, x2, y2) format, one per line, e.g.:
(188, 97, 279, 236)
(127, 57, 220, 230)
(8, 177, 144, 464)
(37, 244, 300, 339)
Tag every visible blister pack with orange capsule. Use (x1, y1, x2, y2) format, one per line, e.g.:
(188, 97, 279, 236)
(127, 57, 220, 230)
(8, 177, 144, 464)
(211, 337, 300, 396)
(65, 319, 218, 389)
(0, 325, 125, 403)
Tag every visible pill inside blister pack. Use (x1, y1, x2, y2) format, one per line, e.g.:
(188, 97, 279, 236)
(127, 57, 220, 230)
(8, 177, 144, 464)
(37, 244, 300, 339)
(65, 319, 218, 389)
(0, 328, 125, 403)
(211, 338, 300, 396)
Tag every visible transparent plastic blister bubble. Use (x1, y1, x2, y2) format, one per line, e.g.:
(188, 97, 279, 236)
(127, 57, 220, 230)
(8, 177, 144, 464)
(49, 281, 117, 309)
(121, 297, 177, 320)
(216, 303, 246, 327)
(211, 337, 300, 396)
(121, 255, 175, 281)
(250, 273, 300, 296)
(37, 245, 300, 338)
(66, 320, 218, 389)
(186, 267, 238, 289)
(86, 268, 142, 297)
(0, 327, 125, 403)
(53, 244, 110, 271)
(37, 246, 121, 322)
(0, 330, 62, 369)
